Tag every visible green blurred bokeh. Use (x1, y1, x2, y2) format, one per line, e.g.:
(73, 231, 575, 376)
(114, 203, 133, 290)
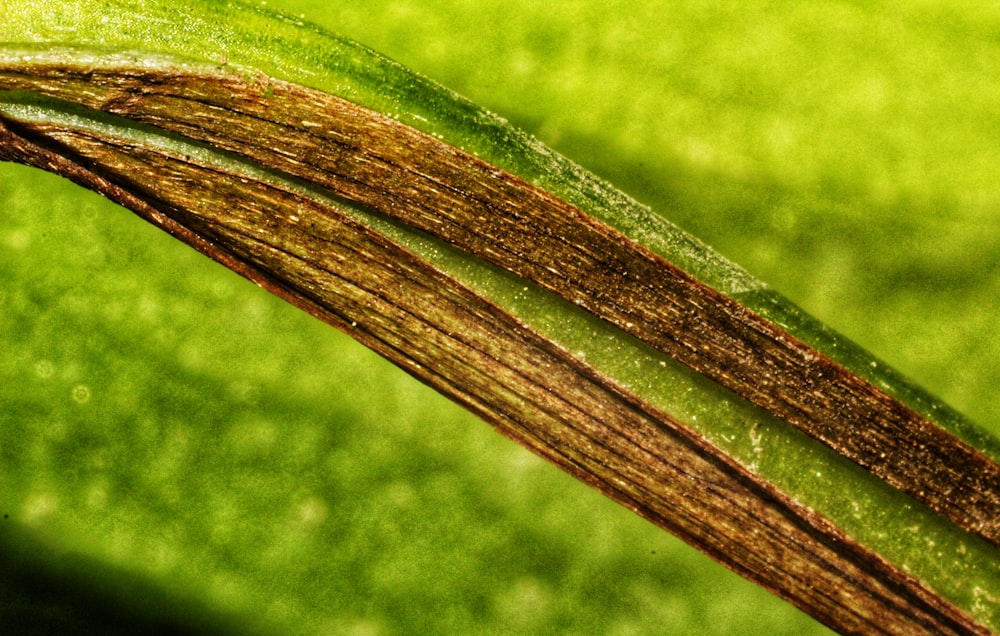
(1, 1, 996, 633)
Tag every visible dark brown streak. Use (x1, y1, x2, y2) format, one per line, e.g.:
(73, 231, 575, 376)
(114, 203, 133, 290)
(5, 64, 991, 547)
(0, 114, 987, 635)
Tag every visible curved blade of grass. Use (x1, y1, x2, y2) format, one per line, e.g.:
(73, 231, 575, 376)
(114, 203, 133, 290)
(1, 78, 994, 636)
(1, 2, 999, 634)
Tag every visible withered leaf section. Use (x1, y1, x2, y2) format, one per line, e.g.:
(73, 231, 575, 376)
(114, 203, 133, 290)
(0, 60, 995, 635)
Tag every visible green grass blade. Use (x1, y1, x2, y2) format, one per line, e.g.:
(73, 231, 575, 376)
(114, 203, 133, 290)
(2, 1, 998, 634)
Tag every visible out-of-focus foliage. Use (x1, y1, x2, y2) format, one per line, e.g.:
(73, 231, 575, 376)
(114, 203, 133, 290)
(1, 1, 996, 633)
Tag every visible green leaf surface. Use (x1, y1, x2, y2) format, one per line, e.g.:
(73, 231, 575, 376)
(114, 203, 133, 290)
(1, 1, 998, 634)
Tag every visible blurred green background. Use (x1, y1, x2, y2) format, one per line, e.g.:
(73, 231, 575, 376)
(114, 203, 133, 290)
(1, 1, 997, 633)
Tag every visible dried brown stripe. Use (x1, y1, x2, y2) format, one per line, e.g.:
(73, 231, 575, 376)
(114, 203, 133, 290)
(0, 114, 990, 635)
(3, 63, 994, 547)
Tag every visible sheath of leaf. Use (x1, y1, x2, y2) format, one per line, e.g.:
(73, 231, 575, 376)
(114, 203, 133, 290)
(1, 5, 999, 634)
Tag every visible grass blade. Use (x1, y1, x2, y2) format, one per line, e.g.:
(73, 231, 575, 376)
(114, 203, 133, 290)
(1, 3, 999, 633)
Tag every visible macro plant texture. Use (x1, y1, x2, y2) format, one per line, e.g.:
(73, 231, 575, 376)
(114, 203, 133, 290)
(1, 1, 999, 635)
